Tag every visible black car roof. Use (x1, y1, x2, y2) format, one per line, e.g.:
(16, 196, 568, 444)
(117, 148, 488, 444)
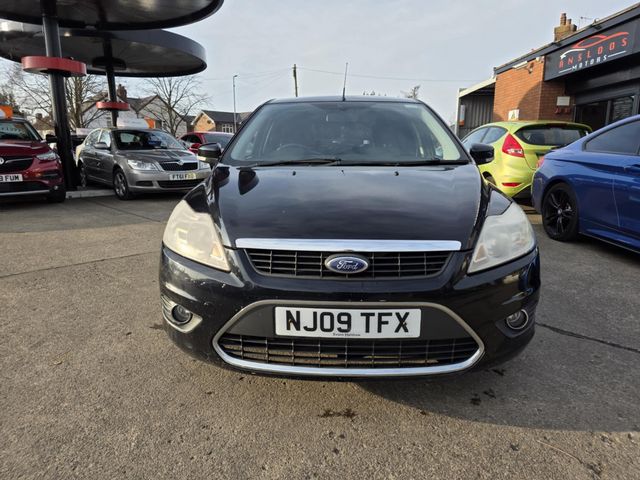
(267, 96, 421, 104)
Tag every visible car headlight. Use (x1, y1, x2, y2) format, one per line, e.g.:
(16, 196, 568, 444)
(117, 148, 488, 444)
(163, 200, 230, 271)
(36, 151, 59, 162)
(199, 161, 211, 170)
(127, 159, 158, 171)
(468, 202, 535, 273)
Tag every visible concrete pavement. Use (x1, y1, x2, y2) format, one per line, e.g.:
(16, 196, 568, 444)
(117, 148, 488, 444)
(1, 195, 638, 479)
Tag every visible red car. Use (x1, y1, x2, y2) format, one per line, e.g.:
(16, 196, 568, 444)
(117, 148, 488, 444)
(0, 112, 65, 202)
(180, 131, 233, 154)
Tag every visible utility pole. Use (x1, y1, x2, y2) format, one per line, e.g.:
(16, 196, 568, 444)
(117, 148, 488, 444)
(232, 74, 238, 133)
(342, 62, 349, 100)
(293, 64, 299, 97)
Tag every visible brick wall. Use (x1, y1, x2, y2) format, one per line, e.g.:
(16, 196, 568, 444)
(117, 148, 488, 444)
(193, 115, 215, 132)
(493, 57, 572, 122)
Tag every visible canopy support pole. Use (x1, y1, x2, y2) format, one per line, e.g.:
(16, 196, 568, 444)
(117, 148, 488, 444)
(41, 0, 76, 190)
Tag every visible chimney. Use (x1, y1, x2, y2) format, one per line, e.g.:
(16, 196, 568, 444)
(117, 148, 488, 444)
(116, 84, 127, 102)
(554, 13, 577, 42)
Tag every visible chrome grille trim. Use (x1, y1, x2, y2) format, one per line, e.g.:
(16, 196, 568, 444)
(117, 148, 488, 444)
(245, 249, 451, 279)
(212, 300, 484, 377)
(235, 239, 462, 252)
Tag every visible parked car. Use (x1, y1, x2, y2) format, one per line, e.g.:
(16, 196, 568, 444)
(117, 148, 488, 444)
(0, 111, 65, 202)
(532, 115, 640, 252)
(159, 96, 540, 379)
(180, 131, 233, 154)
(461, 121, 591, 198)
(77, 128, 211, 200)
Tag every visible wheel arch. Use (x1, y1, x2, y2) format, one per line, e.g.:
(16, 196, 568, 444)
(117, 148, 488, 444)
(541, 178, 582, 232)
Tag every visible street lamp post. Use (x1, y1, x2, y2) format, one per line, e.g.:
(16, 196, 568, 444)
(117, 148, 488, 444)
(232, 74, 238, 133)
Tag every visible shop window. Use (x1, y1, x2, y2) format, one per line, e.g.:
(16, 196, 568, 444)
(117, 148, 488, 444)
(576, 101, 608, 131)
(576, 95, 637, 131)
(610, 96, 635, 123)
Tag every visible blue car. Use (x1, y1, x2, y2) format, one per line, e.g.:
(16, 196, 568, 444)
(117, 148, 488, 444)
(532, 115, 640, 252)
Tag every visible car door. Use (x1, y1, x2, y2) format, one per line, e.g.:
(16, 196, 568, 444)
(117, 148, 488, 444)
(80, 130, 100, 179)
(579, 120, 640, 236)
(610, 120, 640, 241)
(95, 130, 115, 183)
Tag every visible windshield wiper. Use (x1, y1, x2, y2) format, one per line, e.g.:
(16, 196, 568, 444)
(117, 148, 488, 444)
(241, 158, 342, 168)
(335, 159, 468, 166)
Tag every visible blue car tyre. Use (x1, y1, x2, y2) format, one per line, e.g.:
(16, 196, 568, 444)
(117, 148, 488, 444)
(542, 183, 579, 241)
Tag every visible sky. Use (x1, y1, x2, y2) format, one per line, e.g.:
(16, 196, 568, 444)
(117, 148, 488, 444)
(1, 0, 636, 123)
(162, 0, 636, 122)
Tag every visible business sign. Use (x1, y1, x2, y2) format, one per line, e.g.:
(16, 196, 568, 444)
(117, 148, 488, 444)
(545, 20, 640, 80)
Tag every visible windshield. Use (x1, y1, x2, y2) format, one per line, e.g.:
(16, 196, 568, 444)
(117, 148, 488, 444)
(515, 125, 589, 147)
(113, 130, 184, 150)
(203, 133, 232, 148)
(225, 101, 466, 165)
(0, 120, 41, 141)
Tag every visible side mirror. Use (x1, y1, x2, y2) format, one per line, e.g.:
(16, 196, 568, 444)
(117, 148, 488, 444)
(94, 142, 109, 150)
(197, 143, 222, 166)
(189, 142, 202, 153)
(45, 133, 57, 143)
(469, 143, 494, 165)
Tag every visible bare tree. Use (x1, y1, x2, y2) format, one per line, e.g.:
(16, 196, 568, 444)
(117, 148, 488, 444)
(141, 76, 209, 136)
(0, 82, 22, 116)
(66, 76, 108, 129)
(1, 63, 106, 129)
(362, 90, 387, 97)
(402, 85, 421, 99)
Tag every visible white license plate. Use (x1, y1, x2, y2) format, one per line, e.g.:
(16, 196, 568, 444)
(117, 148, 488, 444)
(169, 172, 197, 181)
(0, 174, 23, 182)
(275, 307, 421, 339)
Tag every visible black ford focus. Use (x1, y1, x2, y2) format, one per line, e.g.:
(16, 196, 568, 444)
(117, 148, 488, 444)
(159, 96, 540, 378)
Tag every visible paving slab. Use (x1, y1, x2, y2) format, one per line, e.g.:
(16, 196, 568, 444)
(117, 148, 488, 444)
(0, 197, 638, 480)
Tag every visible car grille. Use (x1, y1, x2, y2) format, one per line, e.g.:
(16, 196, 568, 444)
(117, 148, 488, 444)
(159, 161, 198, 171)
(157, 179, 201, 188)
(0, 181, 48, 193)
(0, 156, 33, 173)
(245, 249, 451, 279)
(217, 334, 479, 368)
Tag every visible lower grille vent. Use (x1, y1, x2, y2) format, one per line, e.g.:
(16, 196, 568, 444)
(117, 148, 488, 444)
(217, 334, 478, 369)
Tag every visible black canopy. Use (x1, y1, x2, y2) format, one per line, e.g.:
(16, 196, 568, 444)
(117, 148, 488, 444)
(0, 22, 207, 77)
(0, 0, 223, 30)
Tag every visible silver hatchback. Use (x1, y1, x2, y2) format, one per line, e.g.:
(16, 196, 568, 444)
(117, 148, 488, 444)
(77, 128, 211, 200)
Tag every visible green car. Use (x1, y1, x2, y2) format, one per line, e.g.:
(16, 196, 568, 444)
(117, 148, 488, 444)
(461, 121, 591, 198)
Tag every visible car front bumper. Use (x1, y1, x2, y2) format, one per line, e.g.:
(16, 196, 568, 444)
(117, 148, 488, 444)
(0, 172, 64, 197)
(159, 245, 541, 379)
(126, 168, 211, 192)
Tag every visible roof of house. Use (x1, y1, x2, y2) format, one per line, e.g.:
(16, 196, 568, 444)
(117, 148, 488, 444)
(81, 93, 158, 114)
(128, 95, 158, 112)
(200, 110, 238, 124)
(494, 3, 640, 74)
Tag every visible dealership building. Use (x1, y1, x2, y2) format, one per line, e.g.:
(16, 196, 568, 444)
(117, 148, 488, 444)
(456, 3, 640, 137)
